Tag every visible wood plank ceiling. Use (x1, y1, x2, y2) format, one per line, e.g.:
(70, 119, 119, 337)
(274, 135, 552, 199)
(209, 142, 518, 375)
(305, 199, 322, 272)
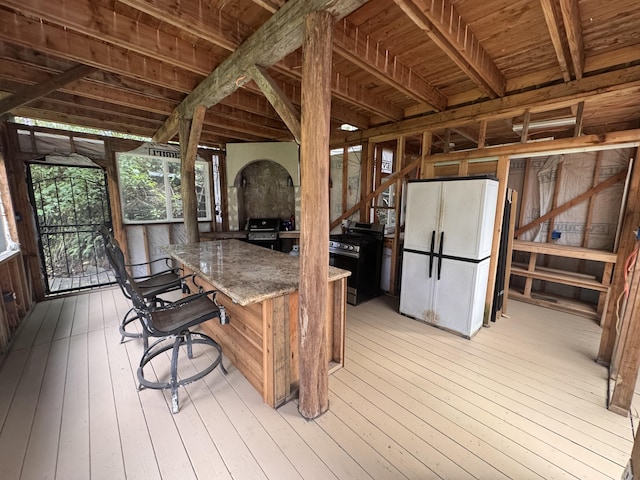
(0, 0, 639, 150)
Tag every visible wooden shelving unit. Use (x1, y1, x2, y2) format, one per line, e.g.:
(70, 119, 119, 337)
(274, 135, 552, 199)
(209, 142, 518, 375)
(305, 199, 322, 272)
(509, 240, 617, 323)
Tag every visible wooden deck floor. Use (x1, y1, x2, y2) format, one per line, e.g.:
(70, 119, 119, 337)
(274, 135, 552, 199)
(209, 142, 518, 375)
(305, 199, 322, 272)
(0, 289, 635, 479)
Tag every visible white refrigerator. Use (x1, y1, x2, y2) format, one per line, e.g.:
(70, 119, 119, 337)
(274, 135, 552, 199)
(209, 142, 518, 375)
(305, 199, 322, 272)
(399, 177, 499, 338)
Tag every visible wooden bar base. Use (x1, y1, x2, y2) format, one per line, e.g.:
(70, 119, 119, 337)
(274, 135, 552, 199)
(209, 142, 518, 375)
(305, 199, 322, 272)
(182, 269, 346, 408)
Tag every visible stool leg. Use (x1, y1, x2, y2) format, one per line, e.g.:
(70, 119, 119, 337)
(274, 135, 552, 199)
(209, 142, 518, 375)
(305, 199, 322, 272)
(170, 337, 181, 414)
(186, 331, 194, 359)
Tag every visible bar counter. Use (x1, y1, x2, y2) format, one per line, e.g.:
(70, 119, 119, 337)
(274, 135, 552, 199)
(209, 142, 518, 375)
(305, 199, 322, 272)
(163, 240, 350, 407)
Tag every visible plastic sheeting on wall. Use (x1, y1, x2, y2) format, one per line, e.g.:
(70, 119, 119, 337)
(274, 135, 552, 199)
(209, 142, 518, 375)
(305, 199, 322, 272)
(508, 148, 632, 302)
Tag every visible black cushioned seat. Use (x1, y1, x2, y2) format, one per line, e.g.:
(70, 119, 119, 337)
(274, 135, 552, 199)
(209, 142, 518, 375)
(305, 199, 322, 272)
(102, 228, 229, 413)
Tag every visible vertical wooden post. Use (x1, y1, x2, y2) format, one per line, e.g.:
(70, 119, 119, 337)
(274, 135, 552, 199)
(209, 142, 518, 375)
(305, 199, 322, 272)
(342, 146, 349, 215)
(0, 123, 45, 300)
(484, 156, 510, 326)
(477, 120, 487, 149)
(420, 131, 433, 179)
(104, 139, 128, 261)
(298, 11, 332, 420)
(179, 105, 206, 244)
(608, 249, 640, 415)
(598, 152, 640, 365)
(360, 140, 373, 222)
(389, 136, 405, 295)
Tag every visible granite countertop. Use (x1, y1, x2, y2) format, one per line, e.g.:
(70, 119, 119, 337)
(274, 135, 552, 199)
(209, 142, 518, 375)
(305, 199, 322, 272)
(163, 240, 350, 306)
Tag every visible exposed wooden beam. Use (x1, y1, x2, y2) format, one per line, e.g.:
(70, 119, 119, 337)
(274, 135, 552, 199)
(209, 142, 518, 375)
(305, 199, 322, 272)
(0, 11, 202, 95)
(0, 72, 289, 141)
(574, 101, 585, 136)
(559, 0, 585, 80)
(2, 0, 223, 80)
(119, 0, 253, 52)
(336, 64, 640, 144)
(249, 65, 301, 144)
(539, 0, 573, 81)
(153, 0, 369, 143)
(252, 0, 286, 12)
(0, 63, 94, 115)
(333, 19, 447, 111)
(118, 0, 391, 124)
(393, 0, 506, 98)
(331, 70, 404, 121)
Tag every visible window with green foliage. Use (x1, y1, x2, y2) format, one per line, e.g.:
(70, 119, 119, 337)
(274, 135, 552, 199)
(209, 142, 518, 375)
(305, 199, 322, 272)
(117, 153, 211, 224)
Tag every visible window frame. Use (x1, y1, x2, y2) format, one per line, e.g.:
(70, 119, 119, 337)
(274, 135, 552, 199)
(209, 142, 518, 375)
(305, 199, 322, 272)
(117, 152, 212, 225)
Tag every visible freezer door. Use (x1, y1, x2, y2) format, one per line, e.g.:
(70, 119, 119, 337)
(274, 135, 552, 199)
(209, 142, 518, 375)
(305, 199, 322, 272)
(440, 179, 498, 260)
(404, 181, 442, 253)
(399, 251, 436, 321)
(433, 257, 490, 337)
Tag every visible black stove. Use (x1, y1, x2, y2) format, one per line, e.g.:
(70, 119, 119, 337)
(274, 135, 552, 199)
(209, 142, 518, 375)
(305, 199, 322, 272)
(329, 222, 384, 305)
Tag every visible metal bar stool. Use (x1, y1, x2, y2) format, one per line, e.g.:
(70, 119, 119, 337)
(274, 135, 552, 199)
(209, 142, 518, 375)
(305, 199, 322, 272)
(98, 225, 189, 349)
(103, 233, 229, 413)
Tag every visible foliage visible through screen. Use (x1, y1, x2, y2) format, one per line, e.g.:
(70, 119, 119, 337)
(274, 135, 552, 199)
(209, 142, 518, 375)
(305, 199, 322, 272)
(118, 154, 211, 223)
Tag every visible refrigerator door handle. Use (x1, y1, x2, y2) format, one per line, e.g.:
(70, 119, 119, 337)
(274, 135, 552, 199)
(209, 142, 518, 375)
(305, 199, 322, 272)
(437, 231, 444, 280)
(428, 230, 435, 278)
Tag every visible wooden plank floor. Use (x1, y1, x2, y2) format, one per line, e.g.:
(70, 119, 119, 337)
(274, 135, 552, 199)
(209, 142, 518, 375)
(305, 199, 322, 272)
(0, 289, 635, 479)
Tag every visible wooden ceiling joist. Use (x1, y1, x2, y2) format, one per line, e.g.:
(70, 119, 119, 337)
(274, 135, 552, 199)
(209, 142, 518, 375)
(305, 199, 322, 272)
(252, 0, 286, 13)
(118, 0, 253, 53)
(0, 11, 202, 94)
(0, 58, 291, 135)
(333, 19, 448, 111)
(338, 64, 640, 144)
(540, 0, 573, 81)
(119, 0, 403, 124)
(559, 0, 585, 80)
(0, 63, 94, 115)
(393, 0, 506, 98)
(153, 0, 369, 143)
(249, 65, 301, 144)
(1, 0, 224, 78)
(540, 0, 584, 81)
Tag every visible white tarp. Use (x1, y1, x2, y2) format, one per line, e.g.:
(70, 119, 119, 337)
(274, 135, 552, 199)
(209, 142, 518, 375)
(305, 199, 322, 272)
(508, 148, 632, 301)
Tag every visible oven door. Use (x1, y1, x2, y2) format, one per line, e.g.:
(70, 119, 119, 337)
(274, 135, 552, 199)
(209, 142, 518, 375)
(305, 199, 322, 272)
(329, 251, 360, 305)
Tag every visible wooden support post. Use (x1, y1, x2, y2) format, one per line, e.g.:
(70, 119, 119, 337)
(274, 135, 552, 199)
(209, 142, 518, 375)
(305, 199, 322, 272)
(104, 139, 128, 261)
(574, 101, 585, 137)
(478, 120, 487, 149)
(420, 131, 433, 179)
(360, 140, 373, 221)
(598, 152, 640, 366)
(484, 156, 510, 326)
(443, 128, 451, 154)
(179, 105, 206, 244)
(517, 158, 532, 235)
(298, 11, 332, 419)
(608, 249, 640, 415)
(389, 136, 405, 295)
(520, 110, 531, 143)
(342, 146, 349, 216)
(546, 163, 563, 243)
(0, 124, 45, 300)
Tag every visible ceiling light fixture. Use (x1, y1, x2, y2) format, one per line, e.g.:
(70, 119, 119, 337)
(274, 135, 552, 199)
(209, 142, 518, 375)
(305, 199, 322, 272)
(512, 117, 576, 132)
(340, 123, 358, 131)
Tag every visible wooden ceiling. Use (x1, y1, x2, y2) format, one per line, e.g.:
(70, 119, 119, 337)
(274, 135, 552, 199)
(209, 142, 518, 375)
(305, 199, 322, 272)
(0, 0, 639, 150)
